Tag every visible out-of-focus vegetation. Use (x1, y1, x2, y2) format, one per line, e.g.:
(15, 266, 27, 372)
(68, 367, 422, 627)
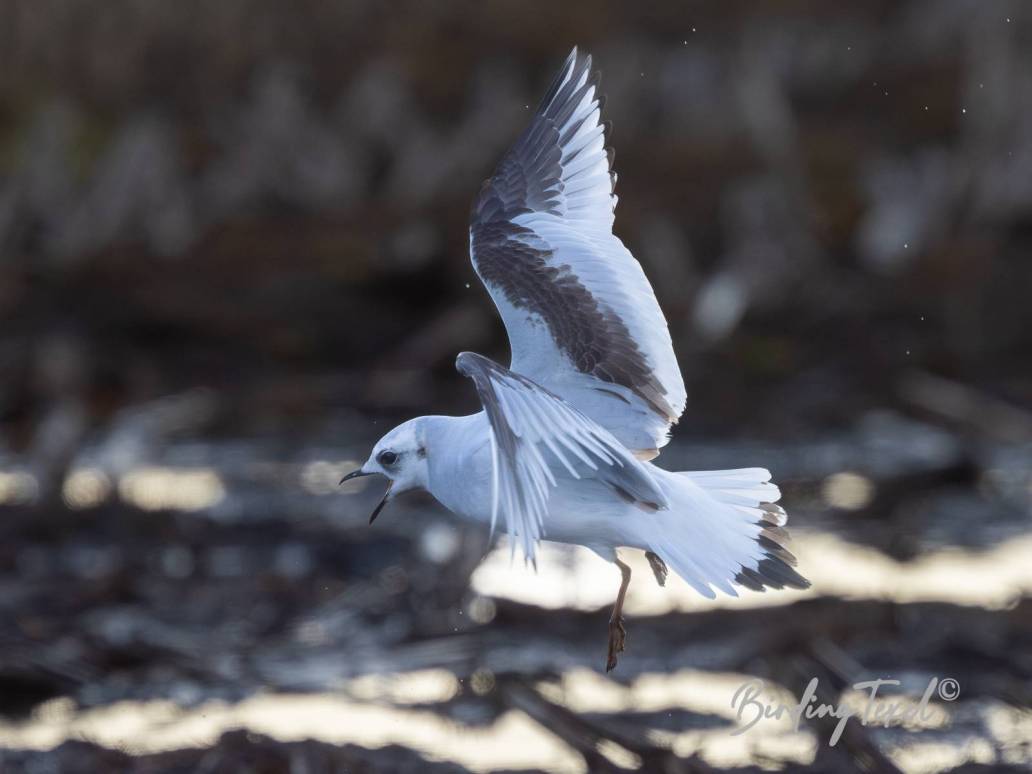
(1, 2, 1031, 772)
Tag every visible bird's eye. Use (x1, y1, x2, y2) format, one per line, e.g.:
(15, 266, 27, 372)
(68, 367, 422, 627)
(377, 450, 398, 466)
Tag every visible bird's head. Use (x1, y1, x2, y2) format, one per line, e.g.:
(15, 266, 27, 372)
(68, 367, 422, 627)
(341, 417, 429, 523)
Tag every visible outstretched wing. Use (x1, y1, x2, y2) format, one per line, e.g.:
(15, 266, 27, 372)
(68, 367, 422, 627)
(456, 351, 668, 563)
(470, 47, 687, 456)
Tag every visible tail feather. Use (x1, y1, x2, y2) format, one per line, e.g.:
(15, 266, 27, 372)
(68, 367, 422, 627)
(646, 467, 810, 598)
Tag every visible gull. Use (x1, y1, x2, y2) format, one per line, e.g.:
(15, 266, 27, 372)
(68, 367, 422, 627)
(343, 48, 809, 671)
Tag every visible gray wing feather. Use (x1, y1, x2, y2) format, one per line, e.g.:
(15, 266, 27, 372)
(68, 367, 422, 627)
(468, 48, 687, 452)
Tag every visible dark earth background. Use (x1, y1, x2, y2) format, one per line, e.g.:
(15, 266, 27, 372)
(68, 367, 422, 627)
(1, 1, 1031, 772)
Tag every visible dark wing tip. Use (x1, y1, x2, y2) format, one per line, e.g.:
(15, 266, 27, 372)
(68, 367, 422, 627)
(735, 521, 811, 592)
(734, 567, 767, 592)
(736, 556, 811, 592)
(472, 46, 615, 231)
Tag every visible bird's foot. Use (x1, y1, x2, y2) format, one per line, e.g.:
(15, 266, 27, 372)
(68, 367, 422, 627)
(605, 615, 626, 672)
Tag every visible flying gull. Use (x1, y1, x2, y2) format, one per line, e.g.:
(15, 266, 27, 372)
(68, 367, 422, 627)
(343, 48, 809, 671)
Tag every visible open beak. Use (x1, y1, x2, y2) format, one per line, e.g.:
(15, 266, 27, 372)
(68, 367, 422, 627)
(368, 481, 393, 524)
(339, 468, 392, 524)
(340, 468, 371, 484)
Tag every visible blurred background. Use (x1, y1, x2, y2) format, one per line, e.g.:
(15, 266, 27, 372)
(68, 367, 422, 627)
(2, 1, 1032, 772)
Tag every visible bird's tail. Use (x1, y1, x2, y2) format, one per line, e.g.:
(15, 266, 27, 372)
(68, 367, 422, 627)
(643, 467, 810, 598)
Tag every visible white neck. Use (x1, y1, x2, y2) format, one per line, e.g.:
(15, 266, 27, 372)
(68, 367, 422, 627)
(421, 412, 492, 520)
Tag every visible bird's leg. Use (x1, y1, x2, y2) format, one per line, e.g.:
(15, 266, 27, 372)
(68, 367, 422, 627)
(606, 557, 632, 672)
(645, 551, 668, 587)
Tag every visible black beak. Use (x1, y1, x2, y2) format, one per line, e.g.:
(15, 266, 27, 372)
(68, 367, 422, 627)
(340, 468, 372, 485)
(339, 468, 392, 524)
(369, 481, 392, 524)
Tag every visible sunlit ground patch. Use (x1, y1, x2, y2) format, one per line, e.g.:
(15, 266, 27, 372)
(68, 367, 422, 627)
(471, 531, 1032, 613)
(0, 470, 39, 505)
(117, 467, 226, 511)
(5, 673, 1026, 770)
(0, 694, 585, 773)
